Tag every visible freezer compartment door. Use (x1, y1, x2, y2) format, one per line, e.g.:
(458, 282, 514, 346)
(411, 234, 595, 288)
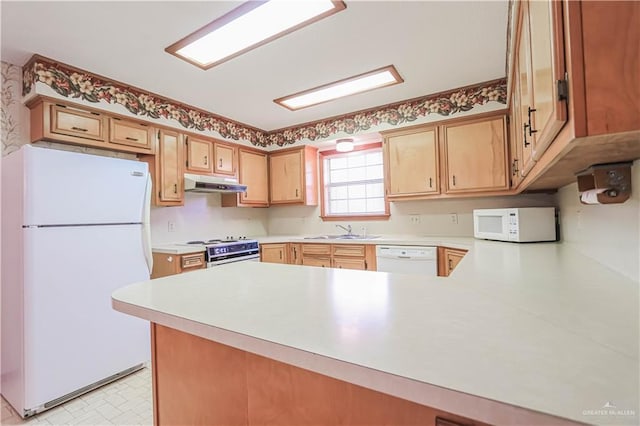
(23, 145, 148, 225)
(22, 225, 150, 410)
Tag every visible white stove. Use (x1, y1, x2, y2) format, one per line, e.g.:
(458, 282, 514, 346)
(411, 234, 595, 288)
(182, 238, 260, 267)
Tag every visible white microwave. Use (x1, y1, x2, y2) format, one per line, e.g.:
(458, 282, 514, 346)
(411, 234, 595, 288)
(473, 207, 556, 242)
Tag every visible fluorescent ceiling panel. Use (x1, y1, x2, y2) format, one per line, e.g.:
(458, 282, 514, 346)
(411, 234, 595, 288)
(167, 0, 345, 69)
(275, 65, 404, 111)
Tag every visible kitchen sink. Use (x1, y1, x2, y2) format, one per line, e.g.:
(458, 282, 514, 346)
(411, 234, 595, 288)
(304, 234, 380, 240)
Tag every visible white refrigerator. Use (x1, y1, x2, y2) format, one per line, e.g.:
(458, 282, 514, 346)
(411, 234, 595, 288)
(1, 145, 153, 418)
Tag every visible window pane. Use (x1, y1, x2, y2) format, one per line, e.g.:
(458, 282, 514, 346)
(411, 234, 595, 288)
(366, 198, 385, 212)
(348, 167, 366, 182)
(330, 186, 348, 200)
(348, 199, 366, 213)
(347, 154, 365, 168)
(323, 148, 386, 217)
(348, 184, 366, 199)
(330, 157, 347, 170)
(366, 151, 383, 165)
(366, 183, 384, 198)
(366, 165, 383, 180)
(331, 200, 348, 214)
(330, 169, 348, 183)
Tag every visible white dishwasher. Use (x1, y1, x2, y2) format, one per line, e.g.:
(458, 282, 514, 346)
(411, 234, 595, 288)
(376, 245, 437, 276)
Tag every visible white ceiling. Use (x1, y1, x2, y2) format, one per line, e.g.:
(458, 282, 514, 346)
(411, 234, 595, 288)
(1, 1, 508, 132)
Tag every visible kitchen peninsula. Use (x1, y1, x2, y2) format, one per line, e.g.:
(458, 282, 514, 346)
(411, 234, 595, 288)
(112, 239, 639, 426)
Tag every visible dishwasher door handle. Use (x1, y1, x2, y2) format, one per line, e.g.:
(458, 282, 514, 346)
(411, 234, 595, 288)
(396, 256, 412, 259)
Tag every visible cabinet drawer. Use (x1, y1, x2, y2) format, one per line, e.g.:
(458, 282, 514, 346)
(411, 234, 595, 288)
(51, 104, 105, 141)
(181, 253, 205, 270)
(302, 243, 331, 256)
(302, 256, 331, 268)
(332, 257, 366, 270)
(109, 118, 152, 150)
(332, 244, 365, 257)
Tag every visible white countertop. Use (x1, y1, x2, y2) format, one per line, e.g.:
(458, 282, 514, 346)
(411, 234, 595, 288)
(151, 244, 206, 255)
(114, 239, 639, 425)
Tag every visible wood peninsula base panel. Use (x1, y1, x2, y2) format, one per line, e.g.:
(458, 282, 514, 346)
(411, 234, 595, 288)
(151, 324, 487, 426)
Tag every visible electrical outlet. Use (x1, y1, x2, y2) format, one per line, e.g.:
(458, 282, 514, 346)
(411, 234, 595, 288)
(449, 213, 458, 224)
(409, 215, 421, 225)
(167, 221, 175, 232)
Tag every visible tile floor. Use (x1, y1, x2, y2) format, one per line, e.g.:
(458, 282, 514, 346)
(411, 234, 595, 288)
(1, 367, 152, 425)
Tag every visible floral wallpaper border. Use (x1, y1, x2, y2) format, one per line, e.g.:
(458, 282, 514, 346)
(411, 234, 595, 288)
(23, 56, 507, 147)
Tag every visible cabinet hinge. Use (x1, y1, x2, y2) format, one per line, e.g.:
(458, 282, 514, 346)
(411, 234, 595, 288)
(557, 76, 568, 101)
(506, 115, 510, 125)
(186, 160, 189, 167)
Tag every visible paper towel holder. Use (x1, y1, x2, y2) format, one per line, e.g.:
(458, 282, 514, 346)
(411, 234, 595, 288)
(576, 162, 632, 204)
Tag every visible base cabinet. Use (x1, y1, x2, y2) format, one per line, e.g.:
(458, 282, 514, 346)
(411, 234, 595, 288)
(151, 252, 205, 279)
(151, 323, 489, 426)
(260, 244, 288, 264)
(437, 247, 468, 277)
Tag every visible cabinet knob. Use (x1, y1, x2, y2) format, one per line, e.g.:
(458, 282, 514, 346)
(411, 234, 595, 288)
(173, 183, 177, 193)
(204, 155, 208, 165)
(452, 175, 456, 186)
(429, 177, 433, 188)
(125, 136, 139, 141)
(523, 123, 530, 147)
(71, 126, 88, 132)
(219, 158, 223, 168)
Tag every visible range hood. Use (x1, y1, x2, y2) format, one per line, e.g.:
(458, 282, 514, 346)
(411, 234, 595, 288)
(184, 173, 247, 193)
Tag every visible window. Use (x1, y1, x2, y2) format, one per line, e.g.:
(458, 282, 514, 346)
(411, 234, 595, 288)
(320, 144, 390, 220)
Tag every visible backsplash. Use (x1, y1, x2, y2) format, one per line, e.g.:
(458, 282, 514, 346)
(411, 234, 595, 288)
(150, 193, 268, 245)
(557, 159, 639, 282)
(267, 193, 556, 237)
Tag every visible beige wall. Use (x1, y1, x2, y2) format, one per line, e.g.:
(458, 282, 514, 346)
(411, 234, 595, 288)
(267, 193, 556, 237)
(556, 160, 640, 282)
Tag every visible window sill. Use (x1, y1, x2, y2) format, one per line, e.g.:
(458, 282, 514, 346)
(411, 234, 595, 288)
(320, 214, 390, 222)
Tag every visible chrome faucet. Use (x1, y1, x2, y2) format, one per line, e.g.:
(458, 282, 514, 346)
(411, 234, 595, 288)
(336, 224, 353, 235)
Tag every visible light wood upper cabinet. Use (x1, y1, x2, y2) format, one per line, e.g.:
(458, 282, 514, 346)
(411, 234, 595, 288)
(516, 6, 536, 177)
(384, 126, 439, 197)
(269, 146, 318, 205)
(442, 116, 509, 193)
(213, 142, 236, 176)
(518, 0, 567, 164)
(221, 148, 268, 207)
(158, 129, 183, 204)
(185, 136, 213, 173)
(260, 243, 288, 264)
(50, 103, 105, 142)
(109, 117, 152, 151)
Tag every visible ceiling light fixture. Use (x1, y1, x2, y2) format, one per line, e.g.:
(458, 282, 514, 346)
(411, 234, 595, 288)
(166, 0, 346, 70)
(274, 65, 404, 111)
(335, 138, 354, 152)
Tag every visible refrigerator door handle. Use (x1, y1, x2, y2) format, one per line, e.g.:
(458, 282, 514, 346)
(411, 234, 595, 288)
(142, 173, 153, 275)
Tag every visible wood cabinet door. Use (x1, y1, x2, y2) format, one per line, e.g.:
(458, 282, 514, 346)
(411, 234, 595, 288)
(260, 244, 288, 264)
(510, 69, 524, 188)
(109, 118, 152, 150)
(50, 104, 105, 141)
(385, 128, 439, 196)
(443, 116, 509, 193)
(517, 2, 536, 178)
(159, 129, 183, 202)
(302, 256, 331, 268)
(446, 251, 465, 276)
(333, 257, 366, 270)
(214, 142, 236, 175)
(528, 0, 567, 159)
(289, 243, 303, 265)
(239, 149, 269, 205)
(270, 150, 303, 203)
(186, 136, 213, 173)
